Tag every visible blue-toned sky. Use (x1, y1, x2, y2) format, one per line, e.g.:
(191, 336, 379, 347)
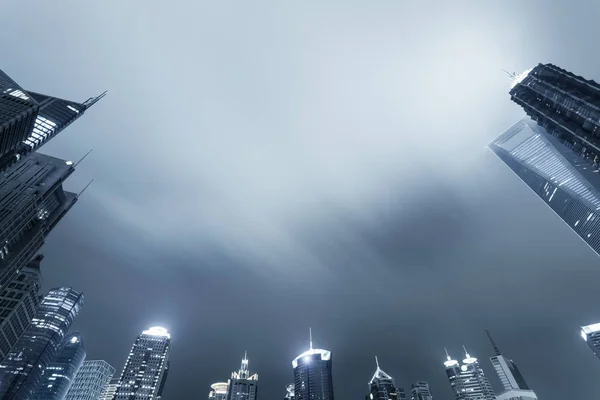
(2, 1, 600, 399)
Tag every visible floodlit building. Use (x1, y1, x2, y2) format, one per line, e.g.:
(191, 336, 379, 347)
(226, 353, 258, 400)
(210, 382, 229, 400)
(410, 381, 433, 400)
(65, 360, 116, 400)
(581, 322, 600, 361)
(367, 357, 406, 400)
(292, 329, 334, 400)
(444, 348, 495, 400)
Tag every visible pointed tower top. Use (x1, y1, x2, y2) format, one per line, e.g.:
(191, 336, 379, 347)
(375, 356, 379, 368)
(369, 356, 393, 385)
(485, 329, 502, 356)
(309, 327, 313, 350)
(445, 347, 451, 360)
(82, 90, 107, 109)
(77, 179, 94, 198)
(463, 345, 470, 358)
(244, 350, 248, 361)
(503, 69, 518, 80)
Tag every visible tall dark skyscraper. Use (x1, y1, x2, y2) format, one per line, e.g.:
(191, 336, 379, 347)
(444, 348, 495, 400)
(490, 63, 600, 258)
(366, 357, 406, 400)
(114, 327, 171, 400)
(0, 254, 42, 361)
(32, 332, 86, 400)
(0, 287, 83, 400)
(65, 360, 115, 400)
(0, 69, 104, 170)
(486, 331, 537, 400)
(410, 381, 432, 400)
(292, 330, 334, 400)
(226, 353, 258, 400)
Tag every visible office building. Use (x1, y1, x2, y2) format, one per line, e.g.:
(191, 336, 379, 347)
(65, 360, 116, 400)
(410, 381, 432, 400)
(444, 348, 495, 400)
(367, 357, 406, 400)
(0, 68, 104, 170)
(114, 326, 171, 400)
(32, 332, 86, 400)
(0, 287, 83, 400)
(292, 330, 334, 400)
(100, 379, 119, 400)
(226, 352, 258, 400)
(210, 382, 229, 400)
(486, 330, 537, 400)
(0, 254, 43, 361)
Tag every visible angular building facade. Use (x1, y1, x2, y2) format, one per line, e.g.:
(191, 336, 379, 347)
(32, 332, 86, 400)
(0, 254, 42, 361)
(0, 287, 83, 400)
(410, 381, 433, 400)
(100, 378, 119, 400)
(210, 382, 229, 400)
(444, 349, 495, 400)
(226, 353, 258, 400)
(292, 331, 334, 400)
(581, 322, 600, 361)
(65, 360, 116, 400)
(367, 357, 406, 400)
(114, 326, 171, 400)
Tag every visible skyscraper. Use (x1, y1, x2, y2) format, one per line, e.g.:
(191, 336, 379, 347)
(0, 69, 104, 171)
(580, 322, 600, 360)
(32, 332, 86, 400)
(292, 329, 334, 400)
(210, 382, 229, 400)
(284, 383, 295, 400)
(100, 379, 119, 400)
(444, 348, 496, 400)
(410, 381, 433, 400)
(0, 287, 83, 400)
(490, 63, 600, 258)
(226, 352, 258, 400)
(114, 326, 171, 400)
(486, 330, 537, 400)
(65, 360, 116, 400)
(367, 357, 406, 400)
(0, 254, 43, 361)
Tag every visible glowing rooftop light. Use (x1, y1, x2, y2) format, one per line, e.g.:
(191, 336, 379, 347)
(292, 348, 331, 368)
(510, 67, 534, 88)
(142, 326, 170, 338)
(70, 336, 78, 344)
(582, 323, 600, 334)
(581, 330, 588, 341)
(211, 382, 228, 393)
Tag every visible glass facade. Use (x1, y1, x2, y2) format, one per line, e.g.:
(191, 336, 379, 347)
(367, 359, 406, 400)
(65, 360, 116, 400)
(444, 350, 495, 400)
(410, 381, 433, 400)
(0, 287, 83, 400)
(292, 347, 334, 400)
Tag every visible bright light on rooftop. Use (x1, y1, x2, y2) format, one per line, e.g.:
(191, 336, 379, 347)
(142, 326, 171, 338)
(510, 67, 534, 88)
(581, 323, 600, 335)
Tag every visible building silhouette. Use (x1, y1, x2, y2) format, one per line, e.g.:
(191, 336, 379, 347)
(226, 353, 258, 400)
(0, 287, 83, 400)
(444, 348, 495, 400)
(65, 360, 116, 400)
(367, 357, 406, 400)
(114, 326, 171, 400)
(292, 329, 334, 400)
(32, 332, 86, 400)
(210, 382, 229, 400)
(0, 254, 43, 361)
(410, 381, 432, 400)
(284, 383, 294, 400)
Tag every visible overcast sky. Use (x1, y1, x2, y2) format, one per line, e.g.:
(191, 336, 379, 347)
(2, 0, 600, 399)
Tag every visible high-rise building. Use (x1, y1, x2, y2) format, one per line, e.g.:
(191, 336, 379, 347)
(292, 330, 334, 400)
(100, 378, 119, 400)
(0, 287, 83, 400)
(65, 360, 116, 400)
(486, 330, 537, 400)
(0, 68, 104, 171)
(226, 352, 258, 400)
(284, 383, 295, 400)
(410, 381, 433, 400)
(366, 357, 406, 400)
(580, 322, 600, 360)
(114, 326, 171, 400)
(32, 332, 86, 400)
(210, 382, 229, 400)
(0, 254, 43, 361)
(444, 348, 496, 400)
(490, 64, 600, 258)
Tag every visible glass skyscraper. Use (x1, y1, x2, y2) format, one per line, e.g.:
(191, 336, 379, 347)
(490, 63, 600, 258)
(65, 360, 115, 400)
(226, 353, 258, 400)
(367, 357, 406, 400)
(444, 349, 495, 400)
(292, 331, 334, 400)
(581, 322, 600, 361)
(114, 326, 171, 400)
(32, 332, 86, 400)
(410, 381, 432, 400)
(0, 287, 83, 400)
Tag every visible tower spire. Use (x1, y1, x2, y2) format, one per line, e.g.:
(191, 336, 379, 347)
(485, 329, 502, 356)
(74, 149, 93, 168)
(445, 347, 451, 360)
(309, 327, 313, 350)
(502, 69, 518, 80)
(375, 356, 379, 369)
(463, 345, 470, 358)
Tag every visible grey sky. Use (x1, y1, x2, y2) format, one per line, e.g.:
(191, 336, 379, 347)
(2, 0, 600, 398)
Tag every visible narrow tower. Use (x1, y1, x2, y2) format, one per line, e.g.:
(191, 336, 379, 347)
(226, 352, 258, 400)
(292, 329, 334, 400)
(65, 360, 116, 400)
(444, 348, 495, 400)
(367, 357, 406, 400)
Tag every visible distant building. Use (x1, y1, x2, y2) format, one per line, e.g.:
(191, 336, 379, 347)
(32, 332, 86, 400)
(65, 360, 116, 400)
(114, 326, 171, 400)
(0, 287, 83, 400)
(486, 330, 537, 400)
(100, 378, 119, 400)
(226, 353, 258, 400)
(284, 383, 294, 400)
(444, 348, 495, 400)
(410, 381, 432, 400)
(367, 357, 406, 400)
(0, 254, 43, 361)
(210, 382, 229, 400)
(292, 330, 334, 400)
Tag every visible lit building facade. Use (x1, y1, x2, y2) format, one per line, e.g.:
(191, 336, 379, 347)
(292, 331, 334, 400)
(410, 381, 433, 400)
(367, 357, 406, 400)
(32, 332, 86, 400)
(100, 379, 119, 400)
(0, 287, 83, 400)
(581, 322, 600, 361)
(444, 349, 495, 400)
(210, 382, 229, 400)
(114, 326, 171, 400)
(226, 353, 258, 400)
(0, 254, 43, 361)
(65, 360, 116, 400)
(284, 383, 294, 400)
